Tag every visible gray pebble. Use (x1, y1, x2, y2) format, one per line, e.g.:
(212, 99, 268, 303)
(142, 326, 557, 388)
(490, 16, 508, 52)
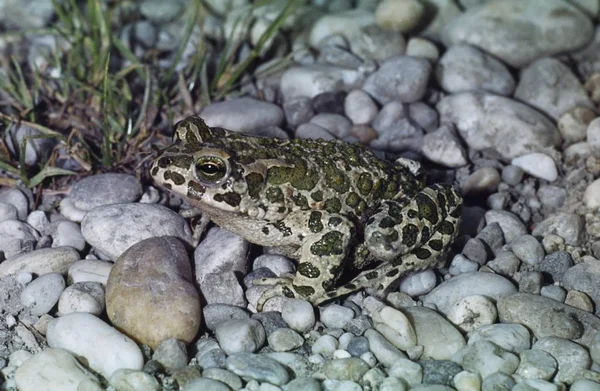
(252, 311, 288, 336)
(284, 377, 322, 391)
(312, 91, 346, 115)
(0, 189, 29, 220)
(510, 235, 544, 266)
(152, 338, 188, 371)
(20, 273, 65, 316)
(321, 304, 355, 329)
(484, 210, 527, 244)
(448, 254, 479, 275)
(533, 336, 591, 384)
(421, 360, 463, 386)
(181, 378, 230, 391)
(203, 304, 249, 332)
(320, 357, 370, 382)
(215, 319, 266, 355)
(468, 323, 531, 354)
(515, 349, 557, 381)
(200, 97, 284, 134)
(0, 203, 19, 222)
(475, 222, 504, 253)
(282, 298, 315, 333)
(69, 174, 142, 211)
(539, 251, 573, 283)
(461, 238, 489, 265)
(226, 352, 289, 386)
(267, 328, 304, 352)
(519, 271, 543, 294)
(540, 285, 567, 303)
(283, 97, 315, 127)
(309, 113, 352, 138)
(481, 372, 515, 391)
(501, 165, 524, 186)
(346, 336, 369, 357)
(363, 56, 431, 104)
(344, 89, 378, 125)
(408, 102, 438, 132)
(537, 185, 567, 210)
(201, 368, 243, 391)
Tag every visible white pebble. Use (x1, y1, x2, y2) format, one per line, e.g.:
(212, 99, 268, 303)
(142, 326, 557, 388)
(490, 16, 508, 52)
(46, 312, 144, 379)
(388, 358, 423, 385)
(109, 368, 160, 391)
(587, 116, 600, 150)
(344, 89, 378, 125)
(321, 304, 355, 329)
(333, 349, 352, 359)
(281, 298, 315, 333)
(583, 178, 600, 209)
(67, 260, 113, 285)
(20, 273, 65, 316)
(57, 282, 105, 316)
(511, 153, 558, 182)
(312, 335, 339, 356)
(406, 37, 439, 62)
(453, 370, 481, 391)
(366, 299, 417, 351)
(447, 295, 497, 332)
(399, 269, 437, 296)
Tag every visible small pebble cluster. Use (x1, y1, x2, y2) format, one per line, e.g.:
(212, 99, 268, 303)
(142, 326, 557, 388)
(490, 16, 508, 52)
(2, 0, 600, 391)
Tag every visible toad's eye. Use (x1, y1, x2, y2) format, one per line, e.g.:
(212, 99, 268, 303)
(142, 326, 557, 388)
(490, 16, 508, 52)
(194, 157, 229, 184)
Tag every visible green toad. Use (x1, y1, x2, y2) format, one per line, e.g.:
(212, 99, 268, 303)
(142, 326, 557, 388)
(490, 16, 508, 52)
(151, 116, 462, 309)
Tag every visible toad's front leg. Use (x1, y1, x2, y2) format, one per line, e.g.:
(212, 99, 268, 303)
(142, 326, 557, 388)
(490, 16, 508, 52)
(254, 210, 354, 310)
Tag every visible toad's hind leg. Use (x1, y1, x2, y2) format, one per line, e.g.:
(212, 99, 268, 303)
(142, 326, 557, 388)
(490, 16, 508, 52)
(318, 183, 462, 303)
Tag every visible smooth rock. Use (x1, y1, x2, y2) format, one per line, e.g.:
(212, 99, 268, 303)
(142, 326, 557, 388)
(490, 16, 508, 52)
(215, 319, 266, 355)
(106, 236, 201, 349)
(321, 304, 355, 329)
(364, 329, 407, 367)
(282, 298, 315, 333)
(451, 340, 519, 379)
(558, 107, 596, 144)
(398, 269, 437, 296)
(532, 212, 585, 246)
(14, 348, 99, 391)
(363, 56, 432, 104)
(57, 281, 105, 316)
(67, 259, 113, 285)
(49, 220, 86, 251)
(109, 368, 160, 391)
(406, 37, 440, 62)
(364, 298, 417, 351)
(20, 273, 65, 316)
(375, 0, 424, 33)
(321, 357, 370, 382)
(533, 336, 591, 384)
(467, 323, 531, 354)
(81, 203, 193, 260)
(447, 295, 497, 333)
(226, 352, 289, 386)
(436, 44, 515, 95)
(498, 293, 600, 348)
(280, 65, 366, 101)
(515, 348, 558, 381)
(69, 174, 142, 211)
(509, 235, 545, 266)
(422, 272, 517, 315)
(202, 303, 249, 332)
(152, 338, 188, 371)
(437, 92, 560, 159)
(344, 89, 378, 125)
(268, 328, 304, 352)
(0, 188, 28, 220)
(441, 0, 594, 68)
(515, 57, 594, 120)
(309, 9, 375, 48)
(47, 313, 144, 379)
(511, 153, 558, 182)
(422, 125, 468, 168)
(200, 98, 284, 133)
(584, 178, 600, 209)
(0, 247, 80, 277)
(484, 210, 527, 244)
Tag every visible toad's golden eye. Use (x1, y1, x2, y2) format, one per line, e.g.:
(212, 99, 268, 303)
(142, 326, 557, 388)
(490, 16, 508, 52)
(194, 157, 229, 184)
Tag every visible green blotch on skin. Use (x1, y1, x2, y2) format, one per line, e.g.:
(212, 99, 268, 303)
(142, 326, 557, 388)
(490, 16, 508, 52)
(271, 221, 292, 237)
(414, 248, 432, 260)
(311, 190, 323, 202)
(379, 217, 396, 229)
(291, 193, 309, 208)
(416, 193, 439, 225)
(345, 192, 361, 208)
(187, 181, 205, 201)
(245, 172, 264, 199)
(265, 187, 284, 203)
(298, 262, 320, 278)
(310, 231, 345, 256)
(293, 285, 315, 297)
(267, 159, 318, 191)
(402, 224, 418, 247)
(323, 163, 350, 193)
(324, 197, 342, 214)
(308, 211, 324, 233)
(357, 173, 373, 196)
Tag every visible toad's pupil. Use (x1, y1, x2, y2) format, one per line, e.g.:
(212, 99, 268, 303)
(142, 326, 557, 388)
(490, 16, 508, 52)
(200, 163, 219, 174)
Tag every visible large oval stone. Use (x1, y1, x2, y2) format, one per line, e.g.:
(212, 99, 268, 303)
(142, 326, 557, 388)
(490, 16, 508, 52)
(106, 236, 201, 349)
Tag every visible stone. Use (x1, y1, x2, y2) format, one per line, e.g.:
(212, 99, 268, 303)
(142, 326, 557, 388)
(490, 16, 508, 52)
(106, 236, 201, 349)
(199, 98, 284, 133)
(437, 92, 561, 160)
(20, 273, 65, 316)
(363, 56, 432, 104)
(215, 319, 266, 355)
(375, 0, 424, 33)
(69, 174, 142, 211)
(0, 247, 80, 277)
(344, 89, 378, 125)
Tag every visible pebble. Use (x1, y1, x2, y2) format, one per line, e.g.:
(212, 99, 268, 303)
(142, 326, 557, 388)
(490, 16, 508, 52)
(437, 92, 560, 159)
(285, 377, 322, 391)
(441, 0, 594, 68)
(267, 328, 304, 352)
(512, 379, 559, 391)
(532, 212, 585, 246)
(0, 188, 29, 220)
(109, 368, 160, 390)
(321, 304, 355, 329)
(462, 167, 501, 196)
(422, 272, 517, 315)
(58, 198, 87, 222)
(344, 89, 378, 125)
(453, 370, 481, 391)
(588, 116, 600, 150)
(388, 358, 423, 385)
(312, 335, 339, 356)
(68, 173, 142, 211)
(106, 237, 201, 349)
(498, 293, 600, 347)
(200, 98, 284, 133)
(563, 261, 600, 308)
(481, 372, 515, 391)
(448, 254, 479, 275)
(139, 0, 183, 23)
(152, 338, 188, 371)
(215, 319, 266, 355)
(533, 336, 591, 384)
(351, 25, 406, 62)
(421, 360, 463, 386)
(321, 357, 370, 382)
(406, 37, 439, 62)
(0, 220, 39, 258)
(81, 203, 193, 260)
(202, 303, 249, 332)
(181, 378, 231, 391)
(364, 329, 407, 366)
(558, 107, 596, 144)
(322, 379, 362, 391)
(363, 56, 431, 104)
(295, 123, 336, 140)
(14, 348, 99, 391)
(282, 298, 315, 333)
(283, 97, 315, 127)
(312, 91, 346, 115)
(515, 57, 594, 120)
(309, 113, 352, 138)
(422, 125, 468, 168)
(202, 368, 243, 390)
(346, 336, 369, 357)
(0, 247, 80, 277)
(48, 220, 86, 251)
(501, 165, 524, 186)
(364, 297, 417, 351)
(0, 202, 18, 222)
(565, 290, 595, 312)
(309, 9, 374, 48)
(67, 259, 113, 285)
(452, 340, 519, 379)
(515, 349, 557, 381)
(20, 272, 65, 316)
(47, 313, 144, 379)
(253, 254, 295, 276)
(537, 185, 567, 210)
(447, 295, 497, 332)
(540, 285, 567, 303)
(226, 352, 289, 386)
(398, 269, 437, 296)
(408, 102, 438, 132)
(374, 0, 424, 33)
(462, 238, 489, 265)
(435, 44, 515, 95)
(510, 235, 545, 266)
(572, 379, 600, 391)
(280, 65, 364, 101)
(467, 324, 531, 354)
(484, 210, 527, 243)
(584, 178, 600, 209)
(57, 281, 104, 316)
(539, 251, 573, 283)
(511, 153, 558, 182)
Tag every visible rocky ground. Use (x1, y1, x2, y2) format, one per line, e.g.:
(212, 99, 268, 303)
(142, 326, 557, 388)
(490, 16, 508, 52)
(2, 0, 600, 390)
